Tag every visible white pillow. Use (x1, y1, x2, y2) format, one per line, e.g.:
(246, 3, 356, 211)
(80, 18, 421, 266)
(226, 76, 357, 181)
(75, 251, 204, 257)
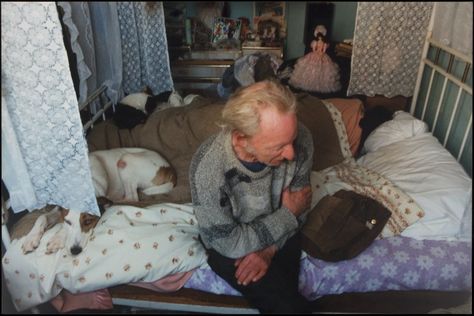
(357, 132, 472, 241)
(363, 111, 429, 153)
(457, 188, 472, 240)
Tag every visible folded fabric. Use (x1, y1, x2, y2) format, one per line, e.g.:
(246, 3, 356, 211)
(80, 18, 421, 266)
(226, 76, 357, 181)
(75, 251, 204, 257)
(301, 190, 391, 262)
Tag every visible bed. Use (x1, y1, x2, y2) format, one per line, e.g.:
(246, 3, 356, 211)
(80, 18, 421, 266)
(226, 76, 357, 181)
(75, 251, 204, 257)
(2, 40, 472, 314)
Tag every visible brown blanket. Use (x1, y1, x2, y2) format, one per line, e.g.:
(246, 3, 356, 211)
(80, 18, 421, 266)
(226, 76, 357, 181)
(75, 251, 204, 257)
(87, 94, 345, 203)
(295, 94, 345, 170)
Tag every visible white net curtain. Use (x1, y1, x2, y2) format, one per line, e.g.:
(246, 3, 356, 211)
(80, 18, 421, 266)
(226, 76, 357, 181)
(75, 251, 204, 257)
(431, 2, 472, 57)
(348, 2, 434, 98)
(1, 2, 99, 214)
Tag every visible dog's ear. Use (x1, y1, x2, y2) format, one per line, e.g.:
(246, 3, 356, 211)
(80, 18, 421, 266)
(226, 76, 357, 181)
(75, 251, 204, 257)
(43, 206, 69, 228)
(114, 105, 147, 129)
(80, 213, 100, 233)
(58, 206, 69, 220)
(96, 197, 113, 215)
(142, 86, 153, 95)
(144, 95, 164, 115)
(152, 166, 178, 187)
(156, 90, 173, 103)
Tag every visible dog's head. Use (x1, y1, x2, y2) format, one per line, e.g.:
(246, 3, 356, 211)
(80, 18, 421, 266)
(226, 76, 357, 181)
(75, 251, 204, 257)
(139, 165, 178, 197)
(152, 166, 177, 187)
(59, 207, 101, 256)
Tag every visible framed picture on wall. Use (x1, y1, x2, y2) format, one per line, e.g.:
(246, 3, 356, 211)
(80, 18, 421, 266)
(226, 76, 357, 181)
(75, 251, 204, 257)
(211, 17, 242, 43)
(253, 1, 286, 45)
(254, 1, 285, 17)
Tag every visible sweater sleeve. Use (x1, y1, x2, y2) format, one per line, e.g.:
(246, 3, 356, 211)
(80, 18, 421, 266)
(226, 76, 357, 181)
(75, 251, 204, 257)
(285, 123, 314, 228)
(274, 123, 314, 248)
(190, 160, 299, 258)
(289, 123, 314, 191)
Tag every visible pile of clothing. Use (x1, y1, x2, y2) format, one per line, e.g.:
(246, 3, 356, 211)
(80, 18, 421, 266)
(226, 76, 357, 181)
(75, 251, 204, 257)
(217, 53, 291, 99)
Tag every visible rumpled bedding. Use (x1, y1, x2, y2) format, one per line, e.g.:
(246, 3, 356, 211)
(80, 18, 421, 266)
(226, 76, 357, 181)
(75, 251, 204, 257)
(309, 100, 425, 237)
(49, 271, 194, 312)
(185, 236, 472, 298)
(2, 203, 207, 311)
(182, 103, 471, 299)
(3, 95, 470, 312)
(310, 161, 425, 238)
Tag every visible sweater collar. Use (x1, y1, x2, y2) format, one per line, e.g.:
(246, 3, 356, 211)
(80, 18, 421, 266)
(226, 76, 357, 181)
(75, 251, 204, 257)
(223, 132, 271, 176)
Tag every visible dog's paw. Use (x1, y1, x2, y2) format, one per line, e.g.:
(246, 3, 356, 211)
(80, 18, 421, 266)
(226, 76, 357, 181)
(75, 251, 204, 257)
(45, 236, 65, 254)
(22, 234, 42, 254)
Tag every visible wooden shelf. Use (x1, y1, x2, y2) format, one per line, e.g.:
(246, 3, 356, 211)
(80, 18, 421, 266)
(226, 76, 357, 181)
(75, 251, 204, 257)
(172, 59, 233, 67)
(172, 76, 222, 83)
(241, 46, 283, 59)
(171, 59, 233, 88)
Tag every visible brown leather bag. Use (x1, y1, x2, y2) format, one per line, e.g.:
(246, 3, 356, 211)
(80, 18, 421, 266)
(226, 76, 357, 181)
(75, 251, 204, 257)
(301, 190, 391, 262)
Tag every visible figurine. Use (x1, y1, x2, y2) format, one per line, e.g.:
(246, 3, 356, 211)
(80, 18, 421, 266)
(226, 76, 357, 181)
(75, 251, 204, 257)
(289, 25, 341, 93)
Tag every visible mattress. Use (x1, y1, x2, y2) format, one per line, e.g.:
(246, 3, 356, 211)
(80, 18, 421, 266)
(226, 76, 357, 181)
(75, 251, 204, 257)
(184, 235, 472, 298)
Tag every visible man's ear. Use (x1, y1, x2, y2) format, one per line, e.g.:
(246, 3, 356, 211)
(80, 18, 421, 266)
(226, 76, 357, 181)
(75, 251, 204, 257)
(231, 130, 249, 148)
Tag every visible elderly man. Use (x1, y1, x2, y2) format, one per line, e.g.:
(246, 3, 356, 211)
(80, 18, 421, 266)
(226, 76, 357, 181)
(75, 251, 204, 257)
(189, 80, 314, 313)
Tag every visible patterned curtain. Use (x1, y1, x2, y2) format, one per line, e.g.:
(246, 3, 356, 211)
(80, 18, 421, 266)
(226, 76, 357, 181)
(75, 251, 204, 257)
(432, 2, 472, 56)
(1, 2, 99, 214)
(348, 2, 434, 98)
(117, 2, 174, 95)
(57, 2, 123, 106)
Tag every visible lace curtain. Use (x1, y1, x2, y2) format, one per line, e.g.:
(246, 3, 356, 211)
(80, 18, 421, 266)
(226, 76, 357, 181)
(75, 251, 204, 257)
(348, 2, 434, 98)
(57, 2, 123, 105)
(59, 2, 173, 101)
(431, 2, 473, 57)
(1, 2, 99, 214)
(117, 2, 174, 95)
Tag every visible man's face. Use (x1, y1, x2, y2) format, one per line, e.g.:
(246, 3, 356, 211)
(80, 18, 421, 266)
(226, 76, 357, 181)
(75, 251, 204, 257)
(246, 107, 297, 166)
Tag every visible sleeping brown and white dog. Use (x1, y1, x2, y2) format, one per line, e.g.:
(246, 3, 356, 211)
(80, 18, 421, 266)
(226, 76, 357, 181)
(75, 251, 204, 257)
(12, 204, 102, 256)
(9, 148, 175, 256)
(89, 147, 177, 202)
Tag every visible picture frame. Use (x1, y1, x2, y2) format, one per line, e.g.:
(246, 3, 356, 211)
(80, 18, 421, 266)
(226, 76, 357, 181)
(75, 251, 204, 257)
(253, 2, 286, 44)
(211, 17, 242, 44)
(254, 1, 285, 18)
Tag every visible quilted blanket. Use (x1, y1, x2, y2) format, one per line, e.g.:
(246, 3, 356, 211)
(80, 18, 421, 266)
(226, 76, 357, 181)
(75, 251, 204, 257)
(2, 203, 207, 311)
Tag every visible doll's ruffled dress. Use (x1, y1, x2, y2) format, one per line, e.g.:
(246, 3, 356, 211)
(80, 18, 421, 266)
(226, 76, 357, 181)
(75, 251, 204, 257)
(289, 46, 341, 93)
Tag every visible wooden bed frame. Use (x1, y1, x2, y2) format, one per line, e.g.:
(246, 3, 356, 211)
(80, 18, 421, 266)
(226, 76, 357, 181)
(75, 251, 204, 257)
(107, 285, 471, 314)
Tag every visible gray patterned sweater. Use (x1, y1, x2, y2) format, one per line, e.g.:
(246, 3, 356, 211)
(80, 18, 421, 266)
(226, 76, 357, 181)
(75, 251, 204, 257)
(189, 122, 314, 258)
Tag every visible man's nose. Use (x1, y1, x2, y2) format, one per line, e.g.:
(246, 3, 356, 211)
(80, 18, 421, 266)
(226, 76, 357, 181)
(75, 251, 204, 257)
(282, 144, 295, 161)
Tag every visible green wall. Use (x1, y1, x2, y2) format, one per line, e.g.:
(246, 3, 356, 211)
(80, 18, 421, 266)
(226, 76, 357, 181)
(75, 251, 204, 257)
(181, 1, 357, 60)
(286, 2, 357, 59)
(331, 2, 358, 42)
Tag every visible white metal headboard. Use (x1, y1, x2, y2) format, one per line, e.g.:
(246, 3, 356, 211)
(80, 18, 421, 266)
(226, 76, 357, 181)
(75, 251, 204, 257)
(79, 85, 115, 136)
(410, 37, 472, 176)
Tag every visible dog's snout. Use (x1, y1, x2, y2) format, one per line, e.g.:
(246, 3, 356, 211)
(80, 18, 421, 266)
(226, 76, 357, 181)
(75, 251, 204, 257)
(70, 246, 83, 256)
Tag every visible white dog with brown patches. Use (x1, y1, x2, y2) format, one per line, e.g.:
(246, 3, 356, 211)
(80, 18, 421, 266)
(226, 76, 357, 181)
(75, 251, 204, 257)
(16, 205, 101, 256)
(15, 148, 176, 256)
(89, 147, 177, 202)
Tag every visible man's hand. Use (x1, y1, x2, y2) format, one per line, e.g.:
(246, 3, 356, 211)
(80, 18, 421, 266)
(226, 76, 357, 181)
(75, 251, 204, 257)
(282, 185, 312, 217)
(234, 245, 277, 286)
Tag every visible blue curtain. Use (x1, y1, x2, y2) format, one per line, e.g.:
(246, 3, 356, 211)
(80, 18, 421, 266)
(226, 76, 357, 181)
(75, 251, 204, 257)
(117, 2, 174, 95)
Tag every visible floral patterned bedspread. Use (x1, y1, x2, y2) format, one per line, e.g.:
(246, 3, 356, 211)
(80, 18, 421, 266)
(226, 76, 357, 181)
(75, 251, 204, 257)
(184, 235, 472, 299)
(3, 203, 207, 312)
